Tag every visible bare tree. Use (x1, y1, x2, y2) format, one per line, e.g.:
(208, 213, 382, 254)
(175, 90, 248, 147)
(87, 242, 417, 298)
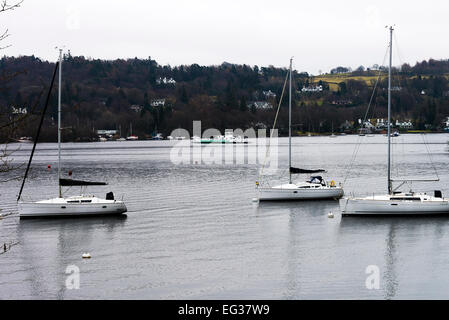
(0, 1, 25, 179)
(0, 0, 23, 49)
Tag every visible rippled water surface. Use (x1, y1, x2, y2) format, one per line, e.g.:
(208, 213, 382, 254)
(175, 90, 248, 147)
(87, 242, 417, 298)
(1, 133, 449, 299)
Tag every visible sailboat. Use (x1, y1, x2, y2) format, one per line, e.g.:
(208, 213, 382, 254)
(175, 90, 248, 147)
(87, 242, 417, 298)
(17, 49, 127, 218)
(117, 125, 126, 141)
(330, 122, 337, 138)
(257, 58, 344, 201)
(126, 123, 139, 140)
(339, 26, 449, 216)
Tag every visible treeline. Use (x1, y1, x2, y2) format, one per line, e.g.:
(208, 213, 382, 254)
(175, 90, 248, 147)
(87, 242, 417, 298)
(1, 55, 449, 141)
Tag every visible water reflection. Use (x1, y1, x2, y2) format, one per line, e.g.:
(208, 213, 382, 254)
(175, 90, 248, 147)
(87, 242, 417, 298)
(339, 216, 449, 299)
(384, 223, 397, 299)
(17, 216, 127, 299)
(2, 135, 449, 299)
(255, 200, 339, 299)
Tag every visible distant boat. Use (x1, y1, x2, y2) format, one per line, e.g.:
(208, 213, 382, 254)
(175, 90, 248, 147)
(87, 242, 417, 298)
(257, 58, 344, 201)
(168, 136, 186, 140)
(17, 137, 33, 143)
(126, 123, 138, 140)
(358, 127, 370, 136)
(192, 132, 247, 144)
(152, 133, 164, 140)
(117, 125, 126, 141)
(340, 27, 449, 216)
(17, 50, 127, 218)
(330, 123, 337, 138)
(99, 137, 107, 142)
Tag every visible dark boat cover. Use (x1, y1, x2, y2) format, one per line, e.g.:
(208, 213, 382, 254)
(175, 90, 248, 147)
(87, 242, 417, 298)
(290, 167, 326, 174)
(59, 179, 108, 186)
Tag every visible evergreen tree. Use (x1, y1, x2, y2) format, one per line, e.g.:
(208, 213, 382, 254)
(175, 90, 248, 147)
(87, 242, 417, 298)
(239, 96, 247, 111)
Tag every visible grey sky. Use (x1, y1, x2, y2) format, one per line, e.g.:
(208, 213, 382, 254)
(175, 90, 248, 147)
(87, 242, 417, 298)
(2, 0, 448, 74)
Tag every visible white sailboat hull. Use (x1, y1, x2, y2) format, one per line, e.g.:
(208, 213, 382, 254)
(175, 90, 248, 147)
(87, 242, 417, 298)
(18, 197, 127, 218)
(340, 197, 449, 216)
(259, 185, 344, 201)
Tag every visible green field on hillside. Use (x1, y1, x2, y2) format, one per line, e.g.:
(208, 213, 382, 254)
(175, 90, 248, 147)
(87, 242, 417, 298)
(311, 73, 449, 92)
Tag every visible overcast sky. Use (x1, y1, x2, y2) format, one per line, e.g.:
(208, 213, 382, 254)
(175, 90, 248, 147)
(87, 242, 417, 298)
(2, 0, 448, 74)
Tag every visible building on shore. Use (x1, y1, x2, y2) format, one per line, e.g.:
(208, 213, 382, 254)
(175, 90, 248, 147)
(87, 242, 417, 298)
(247, 101, 273, 110)
(301, 85, 323, 93)
(150, 99, 166, 108)
(395, 120, 413, 129)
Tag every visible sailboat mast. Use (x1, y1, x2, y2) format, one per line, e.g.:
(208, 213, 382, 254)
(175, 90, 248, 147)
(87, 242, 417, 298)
(387, 26, 393, 194)
(289, 58, 293, 184)
(58, 48, 63, 198)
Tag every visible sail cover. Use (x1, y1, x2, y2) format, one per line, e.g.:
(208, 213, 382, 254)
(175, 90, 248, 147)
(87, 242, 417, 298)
(290, 167, 326, 174)
(59, 179, 107, 186)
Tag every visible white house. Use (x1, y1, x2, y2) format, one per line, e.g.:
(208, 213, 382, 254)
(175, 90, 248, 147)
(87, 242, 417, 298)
(97, 130, 117, 136)
(11, 106, 27, 114)
(396, 120, 413, 129)
(248, 101, 273, 110)
(156, 77, 176, 85)
(376, 118, 390, 130)
(340, 120, 353, 130)
(301, 85, 323, 93)
(130, 105, 143, 113)
(443, 116, 449, 128)
(150, 99, 166, 107)
(358, 119, 375, 129)
(262, 90, 277, 98)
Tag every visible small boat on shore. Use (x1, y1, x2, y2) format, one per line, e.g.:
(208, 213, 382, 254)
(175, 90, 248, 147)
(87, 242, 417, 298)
(152, 133, 164, 140)
(192, 132, 247, 144)
(16, 137, 33, 143)
(126, 123, 139, 140)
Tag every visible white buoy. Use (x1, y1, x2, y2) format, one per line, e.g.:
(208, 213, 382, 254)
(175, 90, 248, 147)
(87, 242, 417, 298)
(328, 212, 334, 219)
(82, 253, 91, 259)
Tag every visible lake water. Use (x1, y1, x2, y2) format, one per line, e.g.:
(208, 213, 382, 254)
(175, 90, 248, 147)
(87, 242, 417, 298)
(1, 133, 449, 299)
